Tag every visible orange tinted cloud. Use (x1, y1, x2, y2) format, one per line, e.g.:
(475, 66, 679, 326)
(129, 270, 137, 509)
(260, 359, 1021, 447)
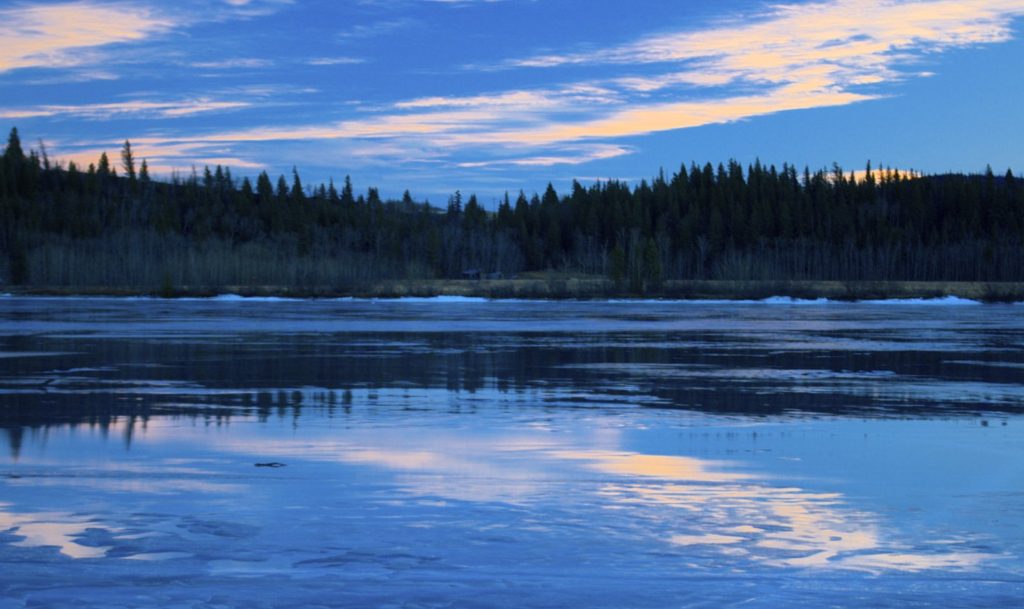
(0, 2, 174, 72)
(43, 0, 1024, 173)
(512, 0, 1024, 84)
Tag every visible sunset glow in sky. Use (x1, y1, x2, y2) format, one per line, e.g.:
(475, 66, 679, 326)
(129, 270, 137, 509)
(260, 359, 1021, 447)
(3, 0, 1023, 202)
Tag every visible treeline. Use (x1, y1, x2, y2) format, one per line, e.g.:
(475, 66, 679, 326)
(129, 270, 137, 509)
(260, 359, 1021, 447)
(2, 127, 1022, 290)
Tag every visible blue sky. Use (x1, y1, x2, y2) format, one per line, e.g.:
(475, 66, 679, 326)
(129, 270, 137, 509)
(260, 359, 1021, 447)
(2, 0, 1023, 205)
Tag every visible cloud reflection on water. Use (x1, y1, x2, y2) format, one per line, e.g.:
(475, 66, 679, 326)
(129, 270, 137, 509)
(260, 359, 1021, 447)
(220, 429, 995, 574)
(576, 455, 992, 574)
(0, 502, 110, 559)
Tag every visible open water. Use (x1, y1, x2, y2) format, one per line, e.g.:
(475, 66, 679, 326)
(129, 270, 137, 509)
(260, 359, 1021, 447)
(1, 296, 1022, 608)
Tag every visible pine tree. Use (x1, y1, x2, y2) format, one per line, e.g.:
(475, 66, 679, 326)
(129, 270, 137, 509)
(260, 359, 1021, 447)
(341, 176, 354, 206)
(256, 171, 274, 202)
(542, 183, 558, 207)
(121, 140, 136, 181)
(275, 175, 289, 201)
(464, 194, 485, 228)
(290, 167, 305, 203)
(4, 128, 24, 164)
(447, 190, 462, 218)
(497, 192, 513, 228)
(97, 152, 111, 177)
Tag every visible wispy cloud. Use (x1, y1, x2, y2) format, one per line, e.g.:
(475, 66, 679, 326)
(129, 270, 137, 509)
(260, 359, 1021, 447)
(0, 2, 175, 73)
(0, 99, 250, 120)
(306, 56, 366, 66)
(214, 0, 295, 18)
(514, 0, 1024, 120)
(394, 85, 618, 111)
(338, 18, 416, 40)
(18, 69, 121, 85)
(190, 58, 275, 70)
(57, 139, 265, 177)
(114, 0, 1023, 170)
(456, 84, 872, 147)
(0, 0, 298, 76)
(36, 0, 1024, 179)
(456, 144, 633, 168)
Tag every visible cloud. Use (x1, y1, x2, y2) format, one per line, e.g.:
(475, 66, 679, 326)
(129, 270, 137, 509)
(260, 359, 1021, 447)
(118, 1, 1022, 167)
(215, 0, 295, 18)
(510, 0, 1024, 95)
(190, 58, 275, 70)
(0, 2, 175, 73)
(394, 85, 618, 111)
(36, 0, 1024, 180)
(56, 139, 265, 177)
(0, 99, 251, 120)
(461, 84, 873, 147)
(0, 1, 298, 76)
(306, 56, 366, 66)
(18, 69, 121, 85)
(456, 144, 633, 168)
(338, 18, 416, 40)
(160, 80, 867, 152)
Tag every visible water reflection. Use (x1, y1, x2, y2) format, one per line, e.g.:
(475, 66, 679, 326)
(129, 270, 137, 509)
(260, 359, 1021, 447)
(203, 427, 1001, 575)
(551, 450, 751, 482)
(562, 451, 992, 573)
(2, 365, 1021, 460)
(1, 407, 1020, 609)
(2, 299, 1023, 441)
(0, 503, 110, 559)
(1, 299, 1022, 606)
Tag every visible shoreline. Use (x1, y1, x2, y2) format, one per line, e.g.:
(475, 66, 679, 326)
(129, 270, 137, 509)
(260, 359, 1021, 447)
(5, 280, 1024, 303)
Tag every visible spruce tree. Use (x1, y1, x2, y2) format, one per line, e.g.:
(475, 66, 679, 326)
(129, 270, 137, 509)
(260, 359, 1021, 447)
(256, 171, 274, 202)
(97, 152, 110, 177)
(290, 167, 305, 202)
(275, 175, 289, 201)
(121, 140, 136, 181)
(4, 128, 24, 164)
(341, 176, 354, 206)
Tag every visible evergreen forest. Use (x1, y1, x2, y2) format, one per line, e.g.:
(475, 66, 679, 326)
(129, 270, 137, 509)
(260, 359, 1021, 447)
(2, 127, 1022, 292)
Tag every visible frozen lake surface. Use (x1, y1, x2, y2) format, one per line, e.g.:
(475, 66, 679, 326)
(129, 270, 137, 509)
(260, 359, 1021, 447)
(1, 297, 1023, 608)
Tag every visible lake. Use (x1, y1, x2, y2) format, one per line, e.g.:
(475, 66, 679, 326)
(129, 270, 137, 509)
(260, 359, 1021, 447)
(1, 296, 1023, 608)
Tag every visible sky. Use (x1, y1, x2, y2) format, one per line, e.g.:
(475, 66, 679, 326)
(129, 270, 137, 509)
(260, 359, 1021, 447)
(2, 0, 1023, 205)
